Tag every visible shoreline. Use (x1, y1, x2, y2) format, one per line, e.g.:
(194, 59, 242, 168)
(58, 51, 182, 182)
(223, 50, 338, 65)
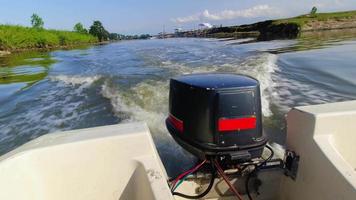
(301, 25, 356, 32)
(173, 10, 356, 41)
(0, 41, 110, 56)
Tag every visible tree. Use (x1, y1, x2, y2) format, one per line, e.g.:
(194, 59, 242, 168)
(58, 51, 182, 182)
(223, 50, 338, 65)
(139, 34, 151, 39)
(310, 6, 317, 16)
(109, 33, 119, 40)
(89, 21, 109, 42)
(73, 23, 88, 34)
(31, 13, 44, 29)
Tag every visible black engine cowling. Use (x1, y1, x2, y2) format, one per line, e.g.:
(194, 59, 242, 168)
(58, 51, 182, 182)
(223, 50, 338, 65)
(166, 73, 267, 161)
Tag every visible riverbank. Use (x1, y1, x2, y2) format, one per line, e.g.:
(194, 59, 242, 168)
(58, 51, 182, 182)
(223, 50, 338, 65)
(178, 10, 356, 40)
(0, 25, 98, 54)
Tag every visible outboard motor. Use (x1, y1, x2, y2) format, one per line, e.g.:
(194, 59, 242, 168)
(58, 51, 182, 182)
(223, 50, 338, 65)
(166, 73, 267, 162)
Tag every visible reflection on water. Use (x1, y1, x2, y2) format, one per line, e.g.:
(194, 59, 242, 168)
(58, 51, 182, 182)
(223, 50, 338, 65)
(269, 28, 356, 53)
(0, 51, 56, 99)
(0, 31, 356, 176)
(0, 51, 55, 67)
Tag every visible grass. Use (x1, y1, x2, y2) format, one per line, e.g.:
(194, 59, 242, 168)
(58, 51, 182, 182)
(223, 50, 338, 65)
(273, 10, 356, 27)
(0, 25, 98, 51)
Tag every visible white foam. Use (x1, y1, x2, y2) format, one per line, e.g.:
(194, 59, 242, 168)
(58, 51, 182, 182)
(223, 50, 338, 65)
(236, 53, 278, 116)
(0, 88, 85, 142)
(270, 71, 347, 113)
(49, 75, 101, 87)
(0, 75, 102, 144)
(222, 38, 255, 45)
(101, 80, 169, 135)
(101, 79, 196, 173)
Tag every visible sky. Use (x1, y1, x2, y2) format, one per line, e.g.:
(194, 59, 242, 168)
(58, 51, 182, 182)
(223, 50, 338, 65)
(0, 0, 356, 35)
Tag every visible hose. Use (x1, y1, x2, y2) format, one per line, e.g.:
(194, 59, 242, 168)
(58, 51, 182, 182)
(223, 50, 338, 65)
(245, 145, 274, 200)
(171, 159, 207, 190)
(172, 161, 216, 199)
(214, 159, 244, 200)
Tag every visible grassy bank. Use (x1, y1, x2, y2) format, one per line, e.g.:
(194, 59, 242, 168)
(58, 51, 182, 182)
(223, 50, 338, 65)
(274, 10, 356, 28)
(180, 10, 356, 40)
(260, 10, 356, 40)
(0, 25, 98, 52)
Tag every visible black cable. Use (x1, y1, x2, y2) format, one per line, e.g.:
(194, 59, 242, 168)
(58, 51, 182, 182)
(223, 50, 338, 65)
(214, 159, 243, 200)
(172, 159, 216, 199)
(245, 145, 274, 200)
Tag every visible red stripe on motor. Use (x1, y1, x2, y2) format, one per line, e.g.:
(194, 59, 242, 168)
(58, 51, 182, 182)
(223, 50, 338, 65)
(218, 116, 256, 132)
(168, 114, 184, 133)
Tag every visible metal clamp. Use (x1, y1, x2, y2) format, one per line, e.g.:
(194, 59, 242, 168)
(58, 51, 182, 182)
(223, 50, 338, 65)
(284, 150, 299, 180)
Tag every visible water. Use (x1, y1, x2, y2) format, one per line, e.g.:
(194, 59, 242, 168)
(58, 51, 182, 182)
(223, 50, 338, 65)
(1, 30, 356, 176)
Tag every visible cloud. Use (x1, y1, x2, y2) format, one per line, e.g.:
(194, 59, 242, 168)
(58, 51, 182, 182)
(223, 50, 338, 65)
(173, 14, 200, 23)
(312, 0, 346, 8)
(172, 5, 282, 23)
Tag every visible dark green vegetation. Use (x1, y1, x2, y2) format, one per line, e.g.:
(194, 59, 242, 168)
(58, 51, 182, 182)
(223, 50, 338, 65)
(73, 23, 88, 34)
(89, 21, 109, 42)
(87, 21, 151, 41)
(0, 13, 98, 52)
(30, 14, 44, 29)
(310, 7, 318, 16)
(0, 25, 98, 51)
(0, 14, 151, 53)
(178, 10, 356, 41)
(122, 34, 151, 40)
